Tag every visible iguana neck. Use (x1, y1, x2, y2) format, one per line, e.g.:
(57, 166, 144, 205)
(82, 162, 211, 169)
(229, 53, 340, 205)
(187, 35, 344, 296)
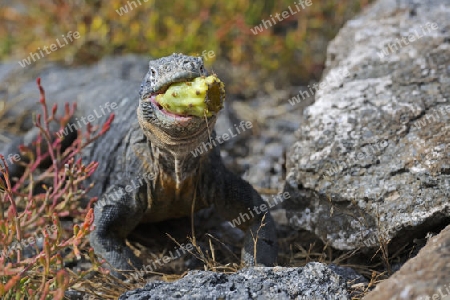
(147, 128, 216, 187)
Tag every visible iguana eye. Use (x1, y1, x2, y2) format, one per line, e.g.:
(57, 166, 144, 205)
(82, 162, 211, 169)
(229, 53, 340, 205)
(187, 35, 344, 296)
(200, 65, 206, 75)
(149, 67, 157, 80)
(148, 68, 157, 85)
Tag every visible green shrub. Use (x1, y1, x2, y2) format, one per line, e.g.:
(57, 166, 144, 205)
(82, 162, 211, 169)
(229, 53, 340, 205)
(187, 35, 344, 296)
(0, 79, 111, 299)
(1, 0, 371, 90)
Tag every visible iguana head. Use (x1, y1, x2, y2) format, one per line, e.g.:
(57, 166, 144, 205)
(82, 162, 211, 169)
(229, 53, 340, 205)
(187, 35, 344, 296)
(137, 53, 225, 153)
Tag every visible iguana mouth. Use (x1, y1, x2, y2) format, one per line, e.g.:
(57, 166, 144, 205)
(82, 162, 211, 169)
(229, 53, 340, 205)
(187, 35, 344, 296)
(145, 75, 224, 121)
(148, 94, 193, 122)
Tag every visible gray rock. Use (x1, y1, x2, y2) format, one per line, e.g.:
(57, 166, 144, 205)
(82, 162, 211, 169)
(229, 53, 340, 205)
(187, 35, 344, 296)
(284, 0, 450, 251)
(363, 224, 450, 300)
(328, 264, 367, 285)
(119, 263, 350, 300)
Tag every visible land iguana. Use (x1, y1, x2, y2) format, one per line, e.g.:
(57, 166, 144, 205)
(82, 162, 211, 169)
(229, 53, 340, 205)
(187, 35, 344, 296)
(1, 53, 278, 277)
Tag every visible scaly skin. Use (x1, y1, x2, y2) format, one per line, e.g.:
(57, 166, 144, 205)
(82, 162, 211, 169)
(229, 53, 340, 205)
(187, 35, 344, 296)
(2, 53, 278, 278)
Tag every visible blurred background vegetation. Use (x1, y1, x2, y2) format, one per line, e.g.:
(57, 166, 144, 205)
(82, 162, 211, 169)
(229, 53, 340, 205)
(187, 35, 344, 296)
(0, 0, 372, 94)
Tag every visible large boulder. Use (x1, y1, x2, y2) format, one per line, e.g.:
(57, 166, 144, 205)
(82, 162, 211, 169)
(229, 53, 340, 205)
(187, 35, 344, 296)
(364, 224, 450, 300)
(284, 0, 450, 251)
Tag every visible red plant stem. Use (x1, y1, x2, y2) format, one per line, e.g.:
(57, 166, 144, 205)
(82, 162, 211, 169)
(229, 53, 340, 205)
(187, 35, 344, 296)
(36, 78, 60, 190)
(0, 157, 22, 260)
(12, 155, 46, 192)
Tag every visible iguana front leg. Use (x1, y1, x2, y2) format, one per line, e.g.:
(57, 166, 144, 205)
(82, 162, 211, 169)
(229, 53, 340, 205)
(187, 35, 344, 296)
(89, 183, 147, 277)
(209, 166, 278, 266)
